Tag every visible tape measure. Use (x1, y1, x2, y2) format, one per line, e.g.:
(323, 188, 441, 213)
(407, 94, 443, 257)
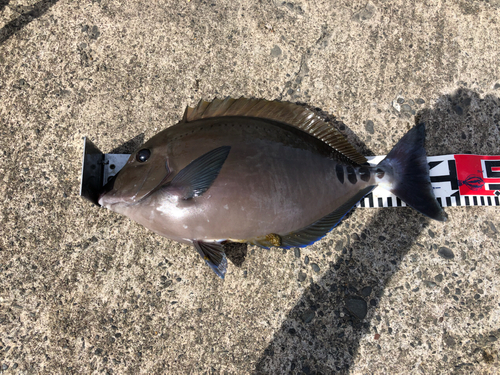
(361, 154, 500, 208)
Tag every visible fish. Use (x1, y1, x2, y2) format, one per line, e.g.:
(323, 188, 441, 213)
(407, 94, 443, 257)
(98, 98, 446, 279)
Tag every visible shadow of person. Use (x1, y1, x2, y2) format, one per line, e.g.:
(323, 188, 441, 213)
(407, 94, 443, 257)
(254, 87, 500, 374)
(0, 1, 10, 13)
(0, 0, 61, 45)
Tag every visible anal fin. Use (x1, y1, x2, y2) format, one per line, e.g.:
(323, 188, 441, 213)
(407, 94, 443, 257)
(193, 240, 227, 279)
(250, 186, 374, 249)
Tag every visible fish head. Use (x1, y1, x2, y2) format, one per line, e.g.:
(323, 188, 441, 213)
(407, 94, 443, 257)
(98, 137, 174, 210)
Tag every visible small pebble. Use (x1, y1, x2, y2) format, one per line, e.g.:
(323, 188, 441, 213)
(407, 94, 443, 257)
(304, 256, 309, 265)
(301, 310, 315, 323)
(90, 25, 100, 40)
(361, 286, 372, 297)
(270, 45, 282, 57)
(311, 263, 320, 273)
(346, 297, 367, 319)
(401, 104, 412, 112)
(294, 248, 300, 258)
(423, 280, 437, 288)
(365, 120, 374, 134)
(453, 105, 463, 115)
(438, 247, 454, 259)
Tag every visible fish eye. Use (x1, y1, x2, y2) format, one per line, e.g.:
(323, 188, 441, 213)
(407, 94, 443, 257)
(136, 149, 151, 163)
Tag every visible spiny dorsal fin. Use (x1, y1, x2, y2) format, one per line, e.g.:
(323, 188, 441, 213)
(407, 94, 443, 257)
(182, 97, 367, 165)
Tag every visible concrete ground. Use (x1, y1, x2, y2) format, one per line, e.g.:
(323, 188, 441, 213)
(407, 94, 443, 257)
(1, 0, 500, 373)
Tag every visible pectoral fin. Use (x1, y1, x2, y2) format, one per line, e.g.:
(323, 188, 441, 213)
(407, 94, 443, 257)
(193, 240, 227, 279)
(171, 146, 231, 200)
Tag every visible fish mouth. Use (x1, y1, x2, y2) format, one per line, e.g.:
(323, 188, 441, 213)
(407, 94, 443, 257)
(98, 174, 118, 207)
(98, 166, 172, 208)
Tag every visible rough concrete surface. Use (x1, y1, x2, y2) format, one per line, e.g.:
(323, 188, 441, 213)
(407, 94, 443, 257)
(1, 0, 500, 374)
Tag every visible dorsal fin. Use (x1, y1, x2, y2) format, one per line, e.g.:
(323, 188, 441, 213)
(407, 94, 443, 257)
(182, 97, 367, 165)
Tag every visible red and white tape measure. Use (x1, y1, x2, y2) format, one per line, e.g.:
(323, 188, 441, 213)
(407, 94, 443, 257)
(360, 155, 500, 208)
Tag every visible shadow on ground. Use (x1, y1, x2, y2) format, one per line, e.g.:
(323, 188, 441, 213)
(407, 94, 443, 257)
(89, 88, 499, 374)
(0, 0, 61, 45)
(109, 133, 145, 154)
(255, 88, 500, 374)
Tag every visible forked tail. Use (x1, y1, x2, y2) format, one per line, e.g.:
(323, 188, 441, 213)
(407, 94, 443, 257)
(376, 123, 447, 221)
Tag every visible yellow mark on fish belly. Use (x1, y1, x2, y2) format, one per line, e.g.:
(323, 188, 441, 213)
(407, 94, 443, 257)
(265, 233, 282, 247)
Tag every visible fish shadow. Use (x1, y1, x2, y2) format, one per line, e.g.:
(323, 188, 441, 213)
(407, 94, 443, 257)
(0, 0, 61, 46)
(254, 88, 500, 374)
(224, 242, 248, 268)
(109, 133, 145, 154)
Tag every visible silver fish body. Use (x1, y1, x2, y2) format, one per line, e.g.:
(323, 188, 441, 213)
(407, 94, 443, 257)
(99, 98, 446, 278)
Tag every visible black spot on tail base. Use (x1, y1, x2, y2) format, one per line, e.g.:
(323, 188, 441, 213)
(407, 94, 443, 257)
(359, 167, 370, 182)
(336, 164, 344, 184)
(346, 166, 357, 184)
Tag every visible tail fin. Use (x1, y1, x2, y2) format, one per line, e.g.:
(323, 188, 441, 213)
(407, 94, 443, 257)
(377, 123, 447, 221)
